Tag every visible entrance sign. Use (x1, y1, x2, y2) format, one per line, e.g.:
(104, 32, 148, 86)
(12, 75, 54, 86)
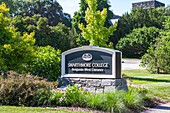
(62, 46, 122, 78)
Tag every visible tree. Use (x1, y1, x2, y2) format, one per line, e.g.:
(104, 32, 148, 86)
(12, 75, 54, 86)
(114, 6, 170, 46)
(72, 0, 114, 46)
(140, 34, 170, 74)
(116, 27, 161, 57)
(0, 0, 72, 27)
(10, 15, 77, 52)
(72, 11, 89, 46)
(140, 16, 170, 74)
(0, 0, 19, 15)
(63, 13, 72, 28)
(0, 3, 36, 73)
(79, 0, 115, 47)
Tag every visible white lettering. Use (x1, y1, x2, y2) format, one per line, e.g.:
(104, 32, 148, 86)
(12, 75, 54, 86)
(92, 63, 109, 68)
(92, 68, 104, 72)
(68, 63, 91, 67)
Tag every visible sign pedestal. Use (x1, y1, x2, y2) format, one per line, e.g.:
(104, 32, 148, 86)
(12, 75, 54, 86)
(58, 78, 128, 93)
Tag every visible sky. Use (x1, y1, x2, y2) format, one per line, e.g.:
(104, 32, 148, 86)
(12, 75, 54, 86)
(57, 0, 170, 18)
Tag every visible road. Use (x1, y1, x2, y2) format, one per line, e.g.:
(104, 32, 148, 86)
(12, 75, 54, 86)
(122, 59, 146, 70)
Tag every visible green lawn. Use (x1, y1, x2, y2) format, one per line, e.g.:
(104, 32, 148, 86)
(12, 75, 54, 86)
(123, 69, 170, 101)
(0, 106, 85, 113)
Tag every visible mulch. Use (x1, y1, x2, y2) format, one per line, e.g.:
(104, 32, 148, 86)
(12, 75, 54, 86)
(46, 106, 105, 113)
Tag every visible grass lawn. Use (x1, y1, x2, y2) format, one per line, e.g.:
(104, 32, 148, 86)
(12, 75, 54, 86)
(0, 106, 85, 113)
(122, 69, 170, 101)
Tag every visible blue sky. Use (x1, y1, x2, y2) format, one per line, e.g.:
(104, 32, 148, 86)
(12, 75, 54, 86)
(57, 0, 170, 17)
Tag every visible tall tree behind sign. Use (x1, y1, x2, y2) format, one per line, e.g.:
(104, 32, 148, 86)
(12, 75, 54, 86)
(72, 0, 114, 46)
(79, 0, 116, 47)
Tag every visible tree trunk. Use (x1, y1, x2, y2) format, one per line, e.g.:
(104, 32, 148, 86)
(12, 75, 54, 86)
(157, 67, 160, 74)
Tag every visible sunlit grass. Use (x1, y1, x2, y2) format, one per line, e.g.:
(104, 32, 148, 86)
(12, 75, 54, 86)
(122, 69, 170, 101)
(0, 106, 84, 113)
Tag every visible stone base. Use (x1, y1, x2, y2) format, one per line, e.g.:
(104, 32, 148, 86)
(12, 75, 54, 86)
(58, 78, 128, 93)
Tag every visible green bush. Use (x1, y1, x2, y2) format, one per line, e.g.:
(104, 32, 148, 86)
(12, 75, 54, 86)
(122, 90, 143, 111)
(63, 85, 146, 113)
(84, 93, 105, 110)
(36, 88, 64, 106)
(0, 71, 58, 106)
(64, 85, 85, 106)
(83, 89, 144, 113)
(28, 46, 61, 81)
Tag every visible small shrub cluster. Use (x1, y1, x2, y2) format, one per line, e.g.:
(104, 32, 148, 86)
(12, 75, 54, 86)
(0, 71, 58, 106)
(60, 85, 149, 113)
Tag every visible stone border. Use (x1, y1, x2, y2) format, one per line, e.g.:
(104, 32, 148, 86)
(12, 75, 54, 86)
(58, 78, 128, 93)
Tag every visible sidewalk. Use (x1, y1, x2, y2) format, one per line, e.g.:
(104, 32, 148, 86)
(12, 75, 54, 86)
(141, 102, 170, 113)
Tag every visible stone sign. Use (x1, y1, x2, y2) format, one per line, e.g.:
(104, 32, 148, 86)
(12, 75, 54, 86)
(62, 46, 121, 78)
(59, 46, 128, 93)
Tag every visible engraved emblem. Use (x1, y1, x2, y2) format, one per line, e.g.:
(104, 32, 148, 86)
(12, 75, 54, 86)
(82, 53, 92, 61)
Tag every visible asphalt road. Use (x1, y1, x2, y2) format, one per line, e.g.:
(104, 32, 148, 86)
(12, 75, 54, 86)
(122, 59, 146, 70)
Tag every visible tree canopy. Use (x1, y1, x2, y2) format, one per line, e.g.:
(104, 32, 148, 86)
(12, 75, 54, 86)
(10, 15, 77, 52)
(114, 6, 170, 45)
(0, 0, 71, 26)
(116, 27, 161, 57)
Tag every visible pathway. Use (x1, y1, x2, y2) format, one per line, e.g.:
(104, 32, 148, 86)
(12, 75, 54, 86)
(141, 102, 170, 113)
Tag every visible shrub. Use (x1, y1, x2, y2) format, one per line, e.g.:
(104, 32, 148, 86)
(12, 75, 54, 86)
(64, 85, 85, 106)
(62, 85, 149, 112)
(28, 46, 61, 81)
(122, 91, 143, 111)
(0, 71, 58, 106)
(36, 88, 64, 106)
(102, 91, 128, 113)
(84, 93, 105, 110)
(128, 85, 153, 108)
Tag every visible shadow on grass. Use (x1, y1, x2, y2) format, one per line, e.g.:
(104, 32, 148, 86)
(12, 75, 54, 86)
(130, 77, 170, 83)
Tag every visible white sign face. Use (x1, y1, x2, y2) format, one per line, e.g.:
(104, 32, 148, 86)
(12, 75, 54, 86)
(62, 46, 122, 78)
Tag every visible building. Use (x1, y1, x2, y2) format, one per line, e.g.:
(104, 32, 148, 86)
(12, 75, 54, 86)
(109, 15, 121, 25)
(132, 0, 165, 9)
(110, 0, 166, 25)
